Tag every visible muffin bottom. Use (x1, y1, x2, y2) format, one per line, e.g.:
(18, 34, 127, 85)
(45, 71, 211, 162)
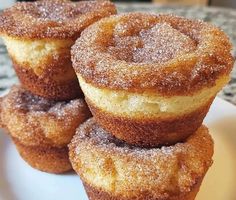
(87, 98, 213, 147)
(13, 137, 72, 174)
(83, 179, 202, 200)
(14, 62, 82, 101)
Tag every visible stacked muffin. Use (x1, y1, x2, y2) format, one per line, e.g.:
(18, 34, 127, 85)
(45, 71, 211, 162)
(0, 1, 234, 198)
(69, 13, 234, 199)
(0, 0, 116, 173)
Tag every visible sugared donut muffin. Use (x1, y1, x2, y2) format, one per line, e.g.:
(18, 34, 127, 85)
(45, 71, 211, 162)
(0, 0, 116, 100)
(69, 118, 214, 200)
(72, 13, 234, 147)
(0, 85, 91, 173)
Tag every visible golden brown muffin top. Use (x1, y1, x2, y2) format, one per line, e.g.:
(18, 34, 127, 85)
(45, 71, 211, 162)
(72, 12, 234, 96)
(69, 118, 214, 198)
(0, 0, 116, 39)
(0, 85, 91, 147)
(1, 85, 85, 117)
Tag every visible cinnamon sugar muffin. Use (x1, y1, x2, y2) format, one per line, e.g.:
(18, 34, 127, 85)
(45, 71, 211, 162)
(0, 0, 116, 100)
(72, 12, 234, 147)
(0, 85, 91, 173)
(69, 118, 214, 200)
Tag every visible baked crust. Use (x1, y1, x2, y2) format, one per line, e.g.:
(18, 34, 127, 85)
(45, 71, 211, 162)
(13, 137, 71, 174)
(0, 0, 117, 39)
(83, 179, 202, 200)
(86, 97, 213, 147)
(69, 119, 214, 199)
(72, 13, 234, 96)
(0, 85, 91, 147)
(13, 60, 82, 100)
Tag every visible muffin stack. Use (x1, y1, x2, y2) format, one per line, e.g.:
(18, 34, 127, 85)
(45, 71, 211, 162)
(0, 0, 234, 199)
(0, 0, 116, 173)
(69, 13, 234, 199)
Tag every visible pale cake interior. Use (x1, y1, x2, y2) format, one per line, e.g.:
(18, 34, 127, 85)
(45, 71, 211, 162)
(79, 75, 229, 118)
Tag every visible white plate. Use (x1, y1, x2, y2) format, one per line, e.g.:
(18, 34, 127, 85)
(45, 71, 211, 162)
(0, 97, 236, 200)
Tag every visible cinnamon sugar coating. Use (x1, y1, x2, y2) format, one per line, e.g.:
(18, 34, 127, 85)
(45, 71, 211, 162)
(0, 85, 91, 147)
(0, 0, 116, 39)
(84, 180, 202, 200)
(69, 118, 214, 199)
(72, 12, 234, 95)
(13, 137, 72, 174)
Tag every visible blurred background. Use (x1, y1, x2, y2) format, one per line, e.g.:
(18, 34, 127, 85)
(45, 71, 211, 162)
(1, 0, 236, 9)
